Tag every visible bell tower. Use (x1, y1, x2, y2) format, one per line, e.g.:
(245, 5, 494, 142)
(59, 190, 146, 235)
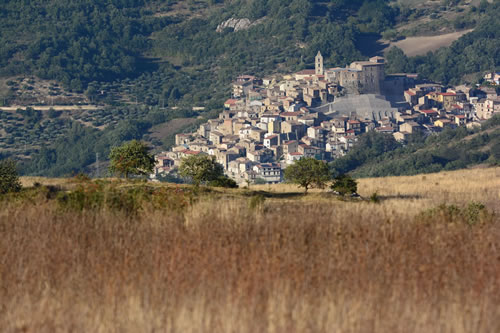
(315, 51, 324, 75)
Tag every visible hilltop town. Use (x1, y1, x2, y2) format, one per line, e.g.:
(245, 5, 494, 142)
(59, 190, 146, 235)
(154, 53, 499, 184)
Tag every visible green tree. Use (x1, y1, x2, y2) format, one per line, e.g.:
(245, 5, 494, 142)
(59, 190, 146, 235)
(47, 108, 59, 119)
(331, 174, 358, 196)
(108, 140, 155, 179)
(0, 159, 22, 194)
(179, 155, 224, 187)
(284, 157, 330, 193)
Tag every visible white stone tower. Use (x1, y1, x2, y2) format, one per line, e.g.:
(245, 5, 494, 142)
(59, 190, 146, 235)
(315, 51, 324, 75)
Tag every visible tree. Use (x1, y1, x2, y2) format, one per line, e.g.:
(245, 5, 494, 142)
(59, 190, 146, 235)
(108, 140, 155, 179)
(284, 157, 331, 193)
(0, 159, 22, 194)
(331, 174, 358, 196)
(178, 155, 224, 187)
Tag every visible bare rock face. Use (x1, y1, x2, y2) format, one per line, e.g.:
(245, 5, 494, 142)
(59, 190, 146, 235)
(216, 17, 264, 33)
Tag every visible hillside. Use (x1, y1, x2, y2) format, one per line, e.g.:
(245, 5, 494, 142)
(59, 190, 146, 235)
(2, 167, 500, 331)
(0, 0, 498, 176)
(330, 115, 500, 177)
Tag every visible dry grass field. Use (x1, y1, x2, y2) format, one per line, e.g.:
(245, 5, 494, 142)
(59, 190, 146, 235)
(2, 167, 500, 332)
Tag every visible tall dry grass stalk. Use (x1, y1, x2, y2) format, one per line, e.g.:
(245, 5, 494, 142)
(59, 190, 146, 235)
(3, 167, 499, 332)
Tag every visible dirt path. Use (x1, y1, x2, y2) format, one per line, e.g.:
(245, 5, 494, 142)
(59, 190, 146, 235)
(0, 105, 100, 112)
(385, 29, 473, 56)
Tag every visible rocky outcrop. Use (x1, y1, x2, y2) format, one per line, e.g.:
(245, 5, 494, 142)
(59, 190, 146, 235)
(216, 17, 265, 33)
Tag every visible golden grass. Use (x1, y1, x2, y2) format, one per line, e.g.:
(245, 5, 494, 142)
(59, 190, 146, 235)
(4, 167, 499, 332)
(20, 176, 70, 187)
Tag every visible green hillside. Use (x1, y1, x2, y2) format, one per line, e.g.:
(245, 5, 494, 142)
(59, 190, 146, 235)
(330, 116, 500, 178)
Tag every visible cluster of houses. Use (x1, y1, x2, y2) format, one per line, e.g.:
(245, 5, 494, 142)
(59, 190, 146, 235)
(153, 53, 500, 184)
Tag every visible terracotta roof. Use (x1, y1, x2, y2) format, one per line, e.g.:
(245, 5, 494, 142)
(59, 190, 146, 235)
(405, 90, 416, 96)
(436, 118, 452, 123)
(224, 99, 238, 105)
(258, 163, 280, 168)
(182, 150, 201, 155)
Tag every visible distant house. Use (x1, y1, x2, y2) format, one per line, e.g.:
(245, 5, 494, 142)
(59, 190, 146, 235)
(399, 121, 421, 134)
(282, 140, 298, 155)
(263, 134, 279, 148)
(294, 69, 316, 81)
(419, 109, 440, 122)
(475, 99, 500, 120)
(253, 163, 282, 183)
(210, 131, 224, 145)
(404, 89, 420, 105)
(428, 92, 460, 110)
(286, 152, 304, 165)
(393, 131, 410, 142)
(453, 114, 467, 126)
(280, 111, 301, 122)
(175, 133, 191, 146)
(434, 118, 454, 128)
(484, 72, 500, 85)
(374, 126, 395, 133)
(347, 120, 361, 133)
(224, 99, 238, 109)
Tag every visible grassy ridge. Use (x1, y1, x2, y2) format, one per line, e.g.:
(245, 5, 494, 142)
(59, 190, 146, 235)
(1, 168, 500, 332)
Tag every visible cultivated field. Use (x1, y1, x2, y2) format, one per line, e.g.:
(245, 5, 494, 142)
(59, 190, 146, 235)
(2, 167, 500, 332)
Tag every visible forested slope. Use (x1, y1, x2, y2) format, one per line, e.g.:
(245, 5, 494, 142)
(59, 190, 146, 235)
(330, 116, 500, 178)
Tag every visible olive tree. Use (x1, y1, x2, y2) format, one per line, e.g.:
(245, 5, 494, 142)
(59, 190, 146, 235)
(284, 157, 331, 193)
(109, 140, 155, 179)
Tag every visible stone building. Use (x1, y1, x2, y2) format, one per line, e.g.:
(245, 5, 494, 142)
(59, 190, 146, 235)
(315, 51, 324, 76)
(325, 56, 385, 94)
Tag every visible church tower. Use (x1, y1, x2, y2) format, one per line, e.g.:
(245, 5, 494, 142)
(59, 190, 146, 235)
(315, 51, 324, 75)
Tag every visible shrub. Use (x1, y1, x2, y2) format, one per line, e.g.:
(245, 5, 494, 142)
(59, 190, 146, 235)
(0, 159, 22, 194)
(57, 181, 191, 214)
(208, 176, 238, 188)
(331, 174, 358, 196)
(254, 178, 267, 185)
(370, 192, 380, 203)
(419, 202, 492, 225)
(249, 194, 265, 210)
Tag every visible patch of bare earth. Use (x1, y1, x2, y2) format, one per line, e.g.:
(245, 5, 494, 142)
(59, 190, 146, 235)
(149, 118, 199, 140)
(385, 29, 473, 56)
